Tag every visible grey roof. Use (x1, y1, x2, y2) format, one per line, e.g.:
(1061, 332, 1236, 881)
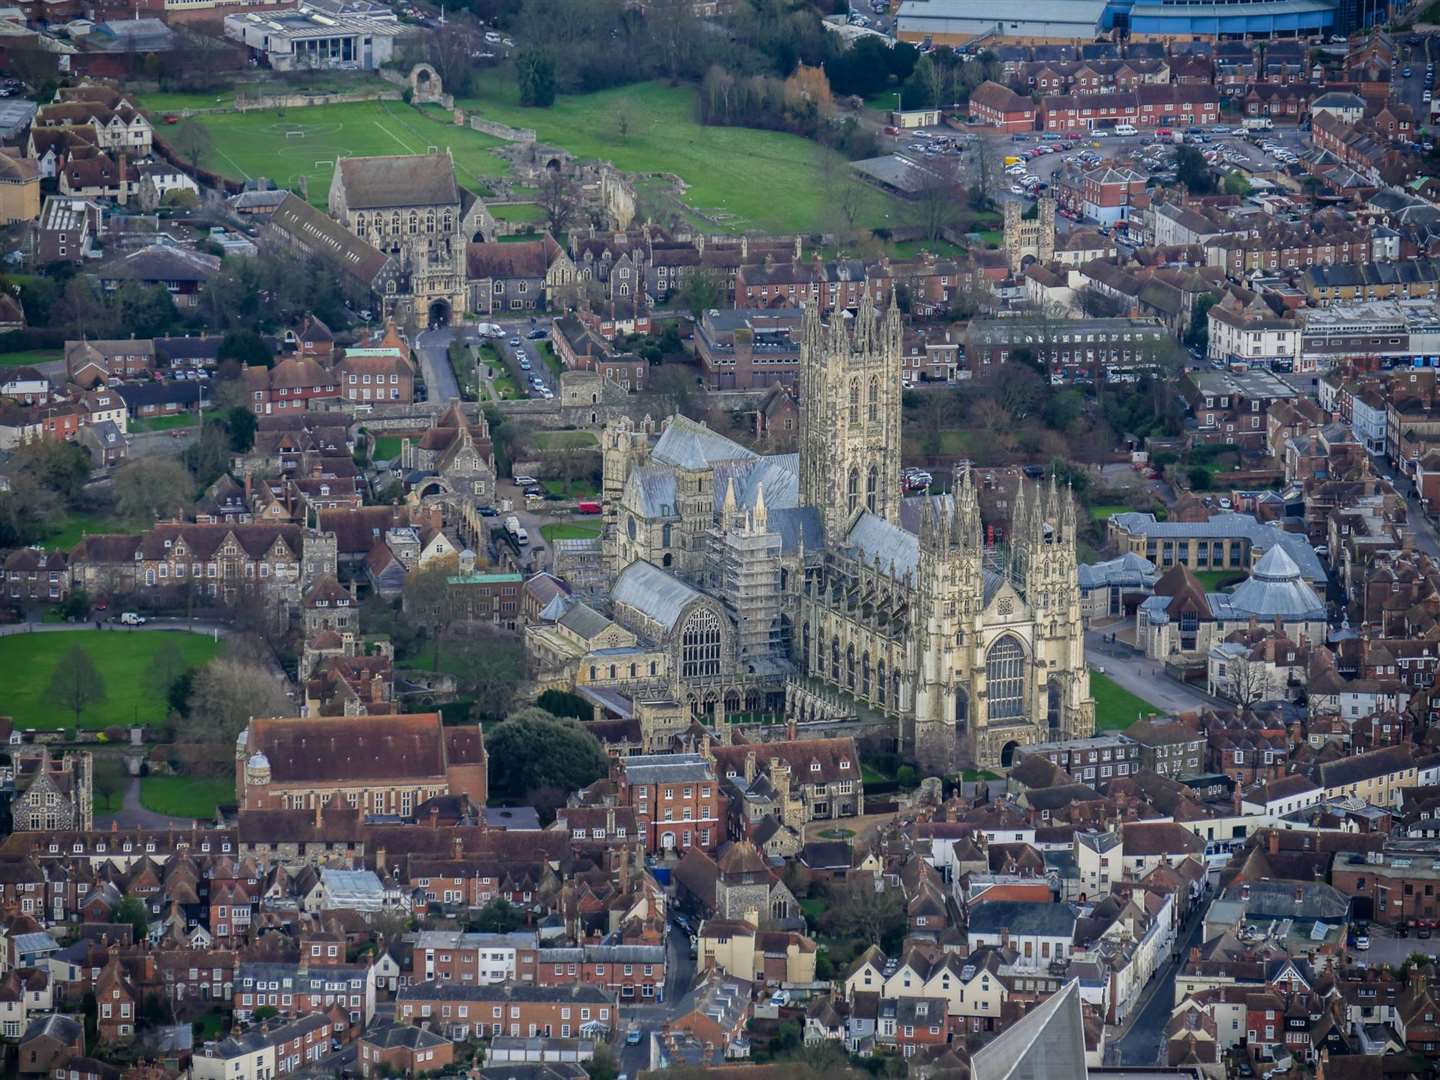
(625, 465, 678, 519)
(1108, 512, 1324, 582)
(1225, 880, 1350, 921)
(967, 901, 1078, 937)
(319, 868, 386, 906)
(770, 506, 824, 555)
(556, 600, 614, 641)
(972, 979, 1088, 1080)
(1078, 552, 1158, 590)
(401, 979, 614, 1004)
(651, 416, 754, 471)
(845, 511, 919, 580)
(1209, 546, 1325, 622)
(336, 154, 459, 210)
(620, 752, 714, 784)
(612, 560, 706, 633)
(364, 1023, 451, 1050)
(21, 1013, 82, 1046)
(714, 454, 800, 515)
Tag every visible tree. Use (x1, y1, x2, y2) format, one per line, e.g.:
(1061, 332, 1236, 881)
(614, 99, 636, 141)
(47, 646, 108, 730)
(1077, 285, 1124, 319)
(169, 119, 213, 174)
(184, 657, 290, 765)
(536, 169, 580, 236)
(225, 406, 258, 453)
(92, 756, 129, 813)
(218, 329, 274, 367)
(677, 268, 724, 322)
(58, 277, 107, 338)
(1221, 654, 1270, 706)
(821, 879, 905, 953)
(469, 899, 525, 933)
(536, 689, 592, 721)
(115, 895, 150, 941)
(59, 588, 93, 622)
(587, 1045, 620, 1080)
(1222, 171, 1253, 197)
(147, 638, 191, 701)
(113, 457, 194, 522)
(646, 0, 699, 83)
(1174, 144, 1217, 195)
(403, 563, 458, 672)
(516, 49, 557, 106)
(908, 157, 963, 242)
(444, 627, 527, 723)
(484, 708, 608, 804)
(969, 136, 995, 209)
(1186, 292, 1218, 353)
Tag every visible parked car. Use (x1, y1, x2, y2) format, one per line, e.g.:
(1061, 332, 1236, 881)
(526, 328, 549, 339)
(513, 473, 539, 486)
(120, 612, 147, 626)
(508, 336, 522, 347)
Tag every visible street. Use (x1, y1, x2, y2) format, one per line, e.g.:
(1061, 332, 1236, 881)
(1086, 625, 1224, 716)
(1110, 912, 1205, 1066)
(415, 327, 462, 402)
(617, 915, 698, 1076)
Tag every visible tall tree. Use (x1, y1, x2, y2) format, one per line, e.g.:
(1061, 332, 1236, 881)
(170, 119, 212, 173)
(515, 49, 557, 106)
(536, 169, 580, 236)
(485, 708, 608, 804)
(183, 657, 290, 765)
(403, 563, 458, 672)
(47, 646, 108, 730)
(677, 268, 724, 322)
(113, 458, 194, 522)
(92, 756, 129, 814)
(444, 627, 527, 722)
(147, 638, 191, 701)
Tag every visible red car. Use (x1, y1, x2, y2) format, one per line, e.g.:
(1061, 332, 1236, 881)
(163, 114, 180, 124)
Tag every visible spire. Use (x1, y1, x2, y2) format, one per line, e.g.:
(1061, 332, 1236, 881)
(722, 475, 737, 517)
(753, 481, 768, 531)
(1012, 479, 1028, 549)
(1062, 481, 1076, 542)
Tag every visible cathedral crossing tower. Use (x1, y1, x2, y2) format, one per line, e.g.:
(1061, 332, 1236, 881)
(798, 291, 903, 537)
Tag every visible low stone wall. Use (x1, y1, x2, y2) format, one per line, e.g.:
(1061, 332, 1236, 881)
(234, 89, 403, 112)
(469, 115, 536, 142)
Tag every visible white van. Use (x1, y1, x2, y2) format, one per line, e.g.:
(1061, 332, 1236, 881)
(1113, 123, 1138, 137)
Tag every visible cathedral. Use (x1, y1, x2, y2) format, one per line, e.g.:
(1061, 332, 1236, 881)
(576, 291, 1094, 771)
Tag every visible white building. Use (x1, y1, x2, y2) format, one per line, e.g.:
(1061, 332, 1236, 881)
(224, 8, 402, 71)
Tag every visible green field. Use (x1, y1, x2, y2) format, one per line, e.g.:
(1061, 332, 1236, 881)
(0, 349, 61, 368)
(131, 413, 197, 433)
(490, 202, 546, 223)
(0, 630, 220, 730)
(541, 478, 600, 499)
(372, 435, 403, 460)
(532, 430, 597, 449)
(457, 77, 898, 233)
(1091, 669, 1163, 732)
(181, 99, 509, 206)
(140, 775, 234, 820)
(1192, 569, 1246, 591)
(1088, 505, 1131, 521)
(540, 522, 602, 543)
(41, 512, 144, 552)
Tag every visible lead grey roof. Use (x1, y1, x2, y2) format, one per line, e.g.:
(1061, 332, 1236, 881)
(1108, 512, 1324, 582)
(1210, 546, 1325, 622)
(651, 416, 755, 471)
(967, 901, 1078, 937)
(713, 454, 800, 514)
(620, 752, 713, 784)
(557, 601, 614, 641)
(770, 506, 824, 555)
(612, 560, 706, 633)
(1078, 552, 1158, 589)
(844, 511, 919, 580)
(972, 978, 1087, 1080)
(624, 465, 679, 519)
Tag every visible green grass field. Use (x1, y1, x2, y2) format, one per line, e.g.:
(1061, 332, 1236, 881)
(540, 522, 602, 543)
(490, 202, 546, 223)
(1091, 669, 1163, 731)
(140, 775, 234, 820)
(131, 413, 197, 433)
(458, 76, 898, 233)
(541, 478, 600, 499)
(372, 435, 403, 460)
(0, 630, 220, 730)
(182, 99, 509, 206)
(0, 349, 62, 368)
(532, 430, 597, 449)
(1192, 569, 1246, 591)
(1088, 505, 1131, 521)
(41, 512, 144, 552)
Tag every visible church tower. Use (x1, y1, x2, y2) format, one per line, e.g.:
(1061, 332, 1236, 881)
(798, 291, 903, 538)
(912, 467, 986, 772)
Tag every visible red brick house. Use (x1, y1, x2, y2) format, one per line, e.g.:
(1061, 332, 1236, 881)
(1040, 85, 1218, 131)
(241, 357, 339, 416)
(970, 81, 1036, 132)
(95, 957, 138, 1042)
(357, 1024, 453, 1078)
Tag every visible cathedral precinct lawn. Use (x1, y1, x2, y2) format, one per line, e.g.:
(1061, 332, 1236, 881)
(539, 523, 602, 543)
(39, 511, 146, 552)
(0, 630, 220, 730)
(371, 436, 403, 461)
(1090, 669, 1159, 732)
(532, 429, 597, 449)
(168, 99, 510, 206)
(140, 775, 234, 820)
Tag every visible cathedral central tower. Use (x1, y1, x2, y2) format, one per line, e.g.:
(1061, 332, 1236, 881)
(798, 291, 903, 538)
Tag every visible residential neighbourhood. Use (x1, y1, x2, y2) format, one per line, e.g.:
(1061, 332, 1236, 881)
(6, 0, 1440, 1078)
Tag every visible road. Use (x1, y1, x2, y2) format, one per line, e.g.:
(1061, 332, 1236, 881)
(1110, 912, 1205, 1066)
(1392, 35, 1436, 132)
(415, 327, 462, 402)
(1086, 627, 1223, 716)
(1367, 451, 1440, 560)
(617, 914, 699, 1076)
(98, 776, 196, 829)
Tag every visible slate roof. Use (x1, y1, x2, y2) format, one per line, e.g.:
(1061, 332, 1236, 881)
(967, 901, 1077, 937)
(337, 154, 459, 209)
(612, 560, 706, 632)
(1211, 545, 1326, 621)
(972, 978, 1087, 1080)
(651, 415, 754, 471)
(267, 193, 394, 287)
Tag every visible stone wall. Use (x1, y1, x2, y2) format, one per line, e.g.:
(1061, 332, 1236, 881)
(469, 115, 536, 142)
(233, 89, 404, 112)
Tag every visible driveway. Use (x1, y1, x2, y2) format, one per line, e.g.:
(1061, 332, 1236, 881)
(1086, 626, 1222, 716)
(415, 327, 461, 403)
(97, 776, 196, 829)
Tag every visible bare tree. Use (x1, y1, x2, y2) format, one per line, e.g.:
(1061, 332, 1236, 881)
(113, 458, 194, 522)
(170, 119, 213, 174)
(818, 148, 869, 246)
(536, 169, 581, 237)
(614, 100, 636, 142)
(47, 646, 108, 731)
(970, 137, 995, 209)
(1221, 654, 1270, 707)
(184, 657, 291, 764)
(909, 157, 964, 242)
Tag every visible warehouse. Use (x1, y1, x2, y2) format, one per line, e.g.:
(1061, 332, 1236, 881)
(896, 0, 1109, 44)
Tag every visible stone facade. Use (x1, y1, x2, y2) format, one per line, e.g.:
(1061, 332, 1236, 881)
(1004, 197, 1058, 273)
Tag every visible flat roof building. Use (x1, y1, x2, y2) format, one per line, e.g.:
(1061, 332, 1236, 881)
(224, 8, 403, 70)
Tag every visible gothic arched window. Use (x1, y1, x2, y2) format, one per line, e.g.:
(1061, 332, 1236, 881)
(866, 466, 878, 512)
(802, 623, 811, 671)
(847, 468, 860, 513)
(831, 637, 840, 682)
(868, 376, 879, 422)
(849, 378, 860, 426)
(862, 652, 871, 697)
(987, 636, 1027, 721)
(877, 660, 887, 705)
(680, 608, 722, 679)
(846, 644, 856, 690)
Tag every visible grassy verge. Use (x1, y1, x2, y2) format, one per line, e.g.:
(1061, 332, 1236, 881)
(41, 512, 144, 551)
(131, 413, 197, 433)
(1191, 569, 1246, 591)
(0, 630, 220, 729)
(540, 522, 602, 543)
(0, 349, 62, 368)
(541, 478, 600, 499)
(1090, 669, 1163, 732)
(490, 202, 547, 223)
(372, 435, 402, 460)
(539, 340, 564, 378)
(140, 775, 234, 820)
(1088, 505, 1131, 521)
(532, 429, 597, 449)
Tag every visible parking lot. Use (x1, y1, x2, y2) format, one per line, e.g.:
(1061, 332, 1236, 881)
(1351, 923, 1433, 968)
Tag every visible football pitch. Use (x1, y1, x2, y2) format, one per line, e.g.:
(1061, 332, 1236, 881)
(189, 99, 510, 204)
